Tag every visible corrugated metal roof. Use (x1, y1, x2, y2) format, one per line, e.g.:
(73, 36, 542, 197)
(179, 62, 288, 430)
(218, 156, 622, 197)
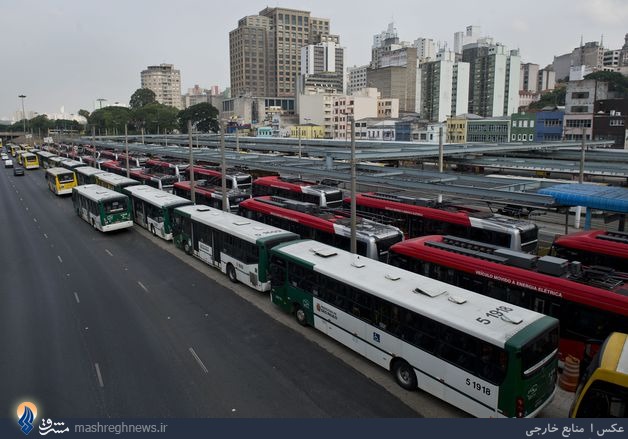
(538, 184, 628, 213)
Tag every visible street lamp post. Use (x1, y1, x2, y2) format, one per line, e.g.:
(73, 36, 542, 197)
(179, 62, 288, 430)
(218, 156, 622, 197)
(97, 98, 107, 109)
(350, 117, 357, 255)
(220, 121, 227, 211)
(18, 94, 27, 135)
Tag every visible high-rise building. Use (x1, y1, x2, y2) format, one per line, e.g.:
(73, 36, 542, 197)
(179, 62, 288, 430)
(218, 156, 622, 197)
(229, 7, 331, 98)
(140, 64, 182, 109)
(419, 51, 469, 122)
(414, 38, 436, 62)
(454, 25, 481, 54)
(520, 63, 540, 93)
(463, 41, 520, 117)
(347, 65, 368, 95)
(299, 35, 345, 94)
(367, 45, 419, 112)
(621, 34, 628, 66)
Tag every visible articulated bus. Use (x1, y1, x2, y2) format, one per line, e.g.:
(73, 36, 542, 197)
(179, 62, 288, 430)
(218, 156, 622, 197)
(45, 167, 78, 195)
(269, 239, 559, 418)
(388, 235, 628, 364)
(172, 204, 299, 291)
(74, 166, 106, 186)
(35, 150, 58, 168)
(20, 152, 40, 169)
(123, 185, 192, 240)
(252, 175, 343, 208)
(239, 196, 404, 261)
(347, 192, 539, 252)
(173, 181, 251, 213)
(187, 165, 252, 192)
(570, 332, 628, 418)
(95, 172, 141, 193)
(551, 230, 628, 272)
(72, 184, 133, 232)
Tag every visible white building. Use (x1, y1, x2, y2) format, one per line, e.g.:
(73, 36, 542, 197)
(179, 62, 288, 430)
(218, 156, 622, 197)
(332, 88, 396, 140)
(418, 51, 469, 122)
(414, 37, 436, 61)
(140, 63, 183, 109)
(454, 25, 481, 54)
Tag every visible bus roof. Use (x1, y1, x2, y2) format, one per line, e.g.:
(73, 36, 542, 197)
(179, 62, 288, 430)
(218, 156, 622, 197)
(61, 159, 86, 169)
(175, 204, 299, 245)
(73, 184, 128, 202)
(553, 230, 628, 259)
(124, 185, 192, 208)
(272, 239, 553, 348)
(36, 151, 57, 159)
(75, 166, 107, 177)
(241, 196, 403, 239)
(46, 167, 75, 176)
(599, 332, 628, 375)
(350, 192, 535, 231)
(390, 235, 628, 317)
(96, 172, 140, 187)
(254, 175, 342, 195)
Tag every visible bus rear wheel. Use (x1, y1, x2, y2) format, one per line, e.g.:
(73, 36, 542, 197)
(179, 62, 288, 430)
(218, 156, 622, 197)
(295, 305, 307, 326)
(227, 264, 238, 283)
(392, 359, 417, 390)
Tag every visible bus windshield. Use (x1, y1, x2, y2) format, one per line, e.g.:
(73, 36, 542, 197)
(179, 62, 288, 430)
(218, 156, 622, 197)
(59, 174, 75, 183)
(522, 326, 559, 377)
(104, 199, 127, 214)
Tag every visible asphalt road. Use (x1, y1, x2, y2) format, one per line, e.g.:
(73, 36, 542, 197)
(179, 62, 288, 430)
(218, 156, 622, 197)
(0, 165, 419, 418)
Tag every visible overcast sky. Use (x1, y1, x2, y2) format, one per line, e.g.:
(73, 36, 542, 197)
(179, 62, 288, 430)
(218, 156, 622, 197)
(1, 0, 627, 121)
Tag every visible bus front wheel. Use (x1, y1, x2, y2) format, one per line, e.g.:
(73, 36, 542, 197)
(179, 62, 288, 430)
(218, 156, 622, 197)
(227, 264, 238, 283)
(392, 359, 417, 390)
(295, 305, 307, 326)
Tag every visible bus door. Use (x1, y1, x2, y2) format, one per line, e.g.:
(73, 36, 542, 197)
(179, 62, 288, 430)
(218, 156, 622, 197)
(133, 200, 146, 228)
(212, 229, 222, 266)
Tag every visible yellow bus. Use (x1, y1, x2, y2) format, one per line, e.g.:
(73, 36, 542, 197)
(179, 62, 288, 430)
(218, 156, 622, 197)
(10, 145, 23, 157)
(569, 332, 628, 418)
(19, 152, 40, 169)
(45, 167, 78, 195)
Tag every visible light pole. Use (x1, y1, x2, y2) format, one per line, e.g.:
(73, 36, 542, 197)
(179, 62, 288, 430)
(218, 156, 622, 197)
(97, 98, 107, 109)
(220, 120, 227, 211)
(350, 117, 357, 255)
(18, 94, 27, 135)
(188, 121, 195, 204)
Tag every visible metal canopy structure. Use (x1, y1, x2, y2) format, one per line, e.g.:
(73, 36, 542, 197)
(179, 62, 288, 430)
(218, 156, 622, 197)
(448, 156, 628, 178)
(92, 134, 614, 161)
(63, 137, 559, 210)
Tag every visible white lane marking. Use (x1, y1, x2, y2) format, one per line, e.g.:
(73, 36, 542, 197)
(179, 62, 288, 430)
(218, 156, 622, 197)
(105, 249, 113, 257)
(188, 347, 208, 374)
(57, 255, 63, 263)
(43, 233, 48, 239)
(94, 363, 104, 387)
(33, 218, 38, 223)
(137, 281, 149, 292)
(74, 292, 80, 304)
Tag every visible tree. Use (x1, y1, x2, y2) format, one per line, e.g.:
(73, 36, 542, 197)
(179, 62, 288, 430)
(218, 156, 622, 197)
(29, 114, 51, 137)
(78, 109, 90, 120)
(129, 88, 157, 110)
(88, 106, 132, 135)
(528, 87, 566, 110)
(584, 71, 628, 96)
(178, 102, 219, 133)
(131, 103, 179, 134)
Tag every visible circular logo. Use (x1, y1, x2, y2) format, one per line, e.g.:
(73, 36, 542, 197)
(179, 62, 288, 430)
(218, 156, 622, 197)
(16, 402, 37, 421)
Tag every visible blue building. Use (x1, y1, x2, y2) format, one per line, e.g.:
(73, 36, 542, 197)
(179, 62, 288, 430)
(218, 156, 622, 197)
(535, 109, 564, 142)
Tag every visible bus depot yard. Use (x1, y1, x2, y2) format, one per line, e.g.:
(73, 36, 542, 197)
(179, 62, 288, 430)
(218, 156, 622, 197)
(1, 141, 627, 418)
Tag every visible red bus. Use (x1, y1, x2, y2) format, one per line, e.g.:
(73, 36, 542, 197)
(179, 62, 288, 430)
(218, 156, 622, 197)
(238, 196, 403, 261)
(129, 169, 178, 193)
(346, 192, 539, 253)
(388, 235, 628, 364)
(187, 165, 252, 191)
(173, 181, 250, 213)
(146, 158, 188, 180)
(252, 175, 343, 208)
(551, 230, 628, 272)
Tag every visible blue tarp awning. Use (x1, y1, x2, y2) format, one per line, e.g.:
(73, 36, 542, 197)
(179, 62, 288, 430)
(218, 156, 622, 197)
(538, 184, 628, 213)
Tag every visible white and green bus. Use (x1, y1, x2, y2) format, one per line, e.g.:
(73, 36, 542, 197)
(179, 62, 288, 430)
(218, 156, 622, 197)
(75, 165, 107, 186)
(123, 185, 192, 240)
(172, 204, 299, 292)
(95, 172, 141, 193)
(72, 184, 133, 232)
(269, 239, 559, 418)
